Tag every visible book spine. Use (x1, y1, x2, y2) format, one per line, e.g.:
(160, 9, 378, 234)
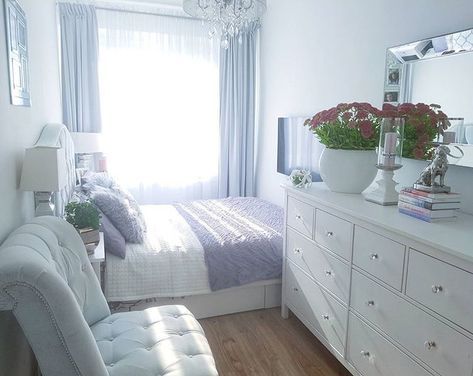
(398, 202, 433, 216)
(400, 190, 435, 203)
(401, 187, 433, 198)
(399, 195, 433, 209)
(401, 187, 460, 200)
(398, 208, 434, 223)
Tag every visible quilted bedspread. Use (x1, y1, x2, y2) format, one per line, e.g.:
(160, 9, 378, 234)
(105, 197, 283, 301)
(174, 197, 284, 291)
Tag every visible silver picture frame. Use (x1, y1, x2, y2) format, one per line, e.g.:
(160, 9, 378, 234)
(4, 0, 31, 106)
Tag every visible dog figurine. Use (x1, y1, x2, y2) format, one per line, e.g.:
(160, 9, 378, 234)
(415, 145, 450, 191)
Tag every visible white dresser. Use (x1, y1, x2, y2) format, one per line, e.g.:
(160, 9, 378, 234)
(281, 182, 473, 376)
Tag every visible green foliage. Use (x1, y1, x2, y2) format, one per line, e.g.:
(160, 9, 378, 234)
(305, 102, 382, 151)
(313, 120, 380, 150)
(65, 201, 100, 230)
(402, 118, 439, 159)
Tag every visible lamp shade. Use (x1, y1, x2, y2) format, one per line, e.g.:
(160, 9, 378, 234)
(20, 147, 67, 192)
(70, 132, 103, 154)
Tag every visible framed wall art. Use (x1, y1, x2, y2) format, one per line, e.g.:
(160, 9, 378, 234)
(4, 0, 30, 106)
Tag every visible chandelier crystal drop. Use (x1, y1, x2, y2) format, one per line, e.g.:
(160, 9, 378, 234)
(183, 0, 266, 48)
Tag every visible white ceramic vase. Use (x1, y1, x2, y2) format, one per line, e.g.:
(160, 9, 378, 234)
(319, 148, 378, 193)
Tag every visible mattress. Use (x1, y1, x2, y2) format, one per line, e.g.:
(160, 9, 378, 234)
(105, 205, 211, 301)
(105, 198, 283, 302)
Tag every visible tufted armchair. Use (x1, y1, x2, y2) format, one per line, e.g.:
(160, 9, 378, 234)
(0, 216, 218, 376)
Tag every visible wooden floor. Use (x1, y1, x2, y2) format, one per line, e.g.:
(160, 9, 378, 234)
(199, 308, 352, 376)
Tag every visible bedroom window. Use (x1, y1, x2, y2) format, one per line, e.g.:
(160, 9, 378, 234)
(97, 9, 220, 204)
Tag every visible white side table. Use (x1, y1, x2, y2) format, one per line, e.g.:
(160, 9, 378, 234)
(88, 232, 105, 288)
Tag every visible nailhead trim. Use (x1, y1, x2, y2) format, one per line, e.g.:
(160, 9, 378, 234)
(3, 282, 83, 376)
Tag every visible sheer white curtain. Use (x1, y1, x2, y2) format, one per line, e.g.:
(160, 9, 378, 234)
(97, 9, 220, 204)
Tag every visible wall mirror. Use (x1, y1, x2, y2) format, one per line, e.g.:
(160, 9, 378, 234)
(383, 28, 473, 168)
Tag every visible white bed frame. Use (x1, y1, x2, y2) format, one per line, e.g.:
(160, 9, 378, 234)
(110, 279, 282, 319)
(41, 124, 282, 319)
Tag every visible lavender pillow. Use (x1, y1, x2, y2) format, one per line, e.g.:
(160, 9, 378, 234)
(92, 188, 145, 244)
(100, 213, 126, 259)
(81, 172, 147, 232)
(115, 187, 147, 232)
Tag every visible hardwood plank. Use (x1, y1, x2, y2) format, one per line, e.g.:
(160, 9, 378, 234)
(200, 308, 352, 376)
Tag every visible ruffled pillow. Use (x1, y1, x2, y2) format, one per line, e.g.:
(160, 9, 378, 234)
(81, 172, 147, 231)
(91, 186, 145, 244)
(81, 171, 116, 190)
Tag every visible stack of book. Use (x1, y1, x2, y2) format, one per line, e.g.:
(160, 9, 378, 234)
(398, 187, 461, 223)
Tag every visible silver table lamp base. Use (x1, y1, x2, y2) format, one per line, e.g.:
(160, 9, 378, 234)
(34, 191, 55, 216)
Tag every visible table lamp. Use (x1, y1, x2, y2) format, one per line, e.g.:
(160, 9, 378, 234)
(20, 146, 67, 216)
(70, 132, 103, 171)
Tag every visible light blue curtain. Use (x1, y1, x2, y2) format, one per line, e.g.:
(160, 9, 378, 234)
(59, 3, 101, 132)
(218, 23, 259, 198)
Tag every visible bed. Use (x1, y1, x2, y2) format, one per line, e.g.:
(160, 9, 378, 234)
(40, 124, 284, 318)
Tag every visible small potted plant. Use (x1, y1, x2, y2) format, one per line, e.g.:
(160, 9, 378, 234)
(65, 201, 101, 253)
(382, 103, 450, 159)
(304, 102, 382, 193)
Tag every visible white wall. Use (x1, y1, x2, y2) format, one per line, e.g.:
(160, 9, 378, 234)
(256, 0, 473, 214)
(0, 0, 62, 242)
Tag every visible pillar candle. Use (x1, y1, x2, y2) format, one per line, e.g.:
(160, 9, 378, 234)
(383, 132, 397, 166)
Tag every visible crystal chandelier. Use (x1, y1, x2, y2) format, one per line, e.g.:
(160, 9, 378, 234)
(183, 0, 267, 48)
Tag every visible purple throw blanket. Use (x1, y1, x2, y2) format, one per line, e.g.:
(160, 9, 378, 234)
(174, 197, 283, 291)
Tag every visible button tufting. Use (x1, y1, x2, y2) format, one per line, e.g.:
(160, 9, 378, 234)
(174, 315, 179, 318)
(109, 363, 114, 367)
(147, 347, 152, 351)
(178, 331, 184, 336)
(188, 355, 193, 358)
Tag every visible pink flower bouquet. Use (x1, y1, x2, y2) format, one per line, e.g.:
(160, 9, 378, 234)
(304, 102, 381, 150)
(381, 103, 450, 159)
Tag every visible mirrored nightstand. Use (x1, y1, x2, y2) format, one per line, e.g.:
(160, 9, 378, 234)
(88, 232, 105, 289)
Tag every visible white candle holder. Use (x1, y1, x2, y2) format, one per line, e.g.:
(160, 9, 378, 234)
(365, 117, 405, 206)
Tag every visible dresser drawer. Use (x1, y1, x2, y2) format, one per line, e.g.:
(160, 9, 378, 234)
(347, 313, 432, 376)
(287, 196, 315, 238)
(353, 226, 405, 291)
(315, 210, 353, 261)
(286, 261, 347, 355)
(287, 228, 350, 303)
(407, 250, 473, 334)
(351, 270, 473, 376)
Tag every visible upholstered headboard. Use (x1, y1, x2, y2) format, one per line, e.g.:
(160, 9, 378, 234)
(35, 124, 76, 217)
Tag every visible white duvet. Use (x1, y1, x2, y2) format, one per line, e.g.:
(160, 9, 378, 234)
(105, 205, 211, 301)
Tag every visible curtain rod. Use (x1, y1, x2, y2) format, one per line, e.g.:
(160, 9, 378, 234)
(95, 6, 196, 21)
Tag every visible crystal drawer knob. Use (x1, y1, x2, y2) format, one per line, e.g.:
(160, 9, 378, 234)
(370, 253, 379, 260)
(295, 215, 302, 220)
(432, 285, 443, 294)
(424, 341, 437, 350)
(366, 300, 375, 307)
(360, 350, 370, 358)
(293, 287, 299, 292)
(294, 248, 302, 255)
(322, 314, 330, 320)
(326, 231, 334, 237)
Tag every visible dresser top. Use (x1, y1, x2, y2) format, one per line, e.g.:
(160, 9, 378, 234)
(283, 183, 473, 263)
